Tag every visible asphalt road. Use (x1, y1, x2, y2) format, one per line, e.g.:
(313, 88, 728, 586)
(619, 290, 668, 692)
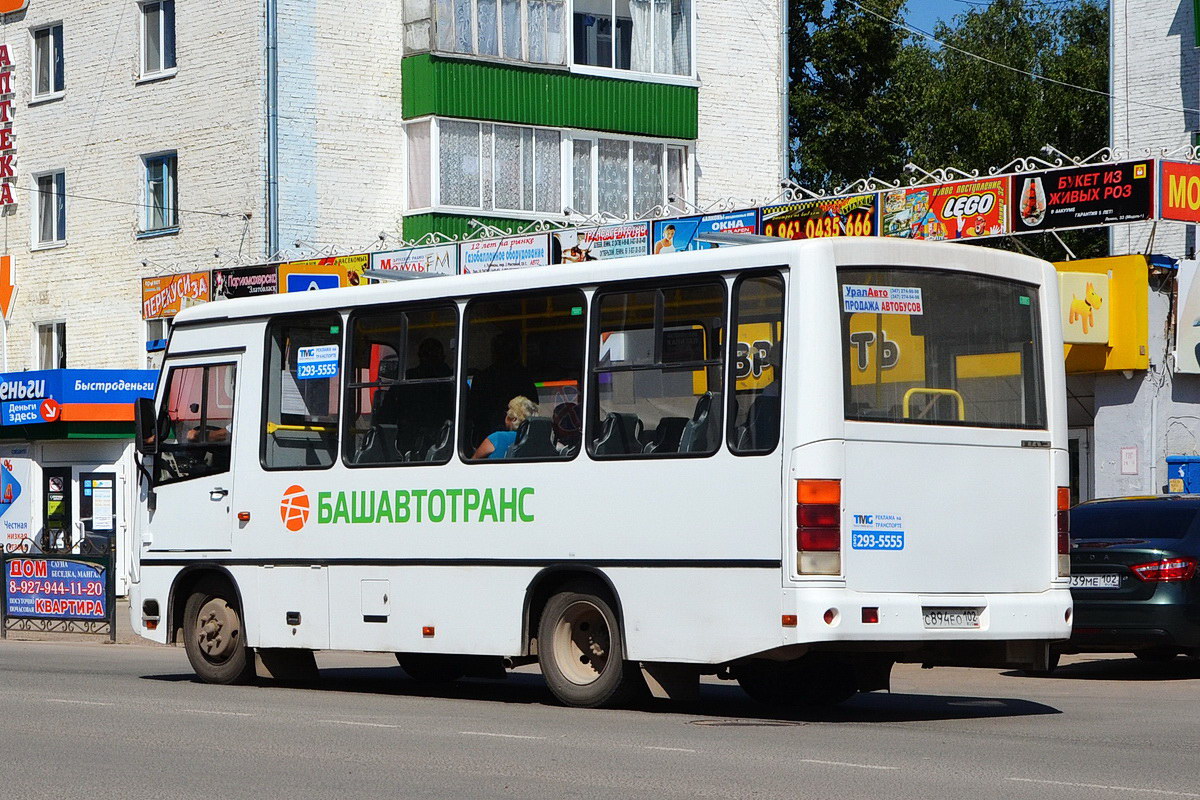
(1, 641, 1199, 800)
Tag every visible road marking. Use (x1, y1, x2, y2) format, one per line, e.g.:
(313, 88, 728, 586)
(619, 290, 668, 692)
(46, 699, 113, 707)
(461, 731, 545, 740)
(186, 710, 253, 717)
(324, 720, 404, 729)
(1009, 778, 1200, 798)
(644, 746, 697, 753)
(798, 758, 898, 771)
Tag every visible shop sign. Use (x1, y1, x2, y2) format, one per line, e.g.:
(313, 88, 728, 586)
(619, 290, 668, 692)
(553, 223, 649, 262)
(0, 44, 16, 213)
(213, 264, 279, 300)
(1159, 161, 1200, 223)
(651, 210, 759, 253)
(1013, 160, 1153, 233)
(1058, 272, 1110, 344)
(370, 245, 457, 276)
(279, 255, 369, 292)
(762, 194, 878, 239)
(882, 178, 1009, 240)
(0, 446, 32, 554)
(0, 369, 157, 426)
(2, 555, 115, 639)
(141, 271, 211, 320)
(459, 234, 551, 273)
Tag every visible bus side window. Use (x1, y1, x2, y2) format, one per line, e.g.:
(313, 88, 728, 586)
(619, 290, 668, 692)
(344, 303, 458, 466)
(461, 290, 585, 462)
(591, 281, 726, 458)
(263, 313, 342, 470)
(154, 363, 236, 485)
(729, 272, 784, 455)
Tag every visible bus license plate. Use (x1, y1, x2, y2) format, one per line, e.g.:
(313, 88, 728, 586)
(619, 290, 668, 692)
(1070, 574, 1120, 589)
(922, 608, 981, 629)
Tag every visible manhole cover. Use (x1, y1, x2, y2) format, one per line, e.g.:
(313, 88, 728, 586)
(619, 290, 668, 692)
(688, 719, 807, 727)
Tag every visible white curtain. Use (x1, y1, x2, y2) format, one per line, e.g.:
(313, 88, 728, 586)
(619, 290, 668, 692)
(629, 0, 652, 72)
(502, 0, 523, 58)
(439, 121, 482, 207)
(544, 0, 566, 64)
(477, 0, 499, 55)
(534, 129, 562, 213)
(406, 122, 432, 210)
(651, 0, 672, 74)
(436, 0, 456, 51)
(572, 140, 594, 214)
(528, 0, 546, 62)
(598, 139, 629, 217)
(494, 126, 523, 210)
(670, 0, 690, 75)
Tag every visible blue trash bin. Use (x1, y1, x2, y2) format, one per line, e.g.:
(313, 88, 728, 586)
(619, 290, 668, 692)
(1165, 455, 1200, 493)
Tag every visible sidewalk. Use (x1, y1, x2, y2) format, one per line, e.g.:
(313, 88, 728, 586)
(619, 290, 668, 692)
(2, 598, 160, 646)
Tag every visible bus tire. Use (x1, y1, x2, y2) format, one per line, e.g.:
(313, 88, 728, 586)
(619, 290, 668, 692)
(735, 655, 857, 709)
(182, 580, 253, 685)
(396, 653, 466, 683)
(537, 589, 642, 708)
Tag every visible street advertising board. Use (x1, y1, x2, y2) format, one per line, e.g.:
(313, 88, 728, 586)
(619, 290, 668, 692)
(0, 369, 156, 427)
(141, 271, 211, 320)
(2, 553, 116, 641)
(651, 210, 759, 253)
(279, 255, 369, 292)
(0, 445, 33, 553)
(552, 223, 650, 262)
(1159, 160, 1200, 223)
(881, 177, 1010, 240)
(459, 234, 551, 273)
(1012, 160, 1154, 233)
(371, 245, 458, 276)
(761, 194, 878, 239)
(212, 264, 279, 300)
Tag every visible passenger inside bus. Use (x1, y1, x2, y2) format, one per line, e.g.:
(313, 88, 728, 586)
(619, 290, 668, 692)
(471, 396, 538, 460)
(465, 329, 540, 449)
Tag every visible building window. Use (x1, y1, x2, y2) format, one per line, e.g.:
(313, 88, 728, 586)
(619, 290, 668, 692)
(33, 171, 66, 246)
(408, 118, 689, 219)
(143, 153, 178, 232)
(140, 1, 177, 78)
(573, 0, 691, 77)
(32, 24, 65, 99)
(36, 321, 66, 370)
(434, 0, 567, 65)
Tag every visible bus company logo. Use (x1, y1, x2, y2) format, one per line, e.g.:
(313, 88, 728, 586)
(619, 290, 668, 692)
(280, 485, 310, 532)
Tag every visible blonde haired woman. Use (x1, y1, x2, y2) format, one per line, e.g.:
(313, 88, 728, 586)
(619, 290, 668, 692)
(472, 396, 538, 459)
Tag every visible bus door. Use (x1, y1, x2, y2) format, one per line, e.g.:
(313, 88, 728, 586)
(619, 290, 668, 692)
(147, 356, 240, 553)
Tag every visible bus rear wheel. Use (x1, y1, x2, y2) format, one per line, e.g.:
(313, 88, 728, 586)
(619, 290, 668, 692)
(735, 655, 858, 709)
(183, 580, 253, 685)
(537, 589, 642, 708)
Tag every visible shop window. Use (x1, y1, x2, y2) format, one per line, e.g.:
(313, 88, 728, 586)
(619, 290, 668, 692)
(728, 272, 784, 455)
(572, 0, 691, 77)
(140, 1, 177, 78)
(33, 171, 66, 246)
(591, 280, 725, 457)
(32, 24, 64, 100)
(345, 303, 458, 466)
(153, 363, 236, 485)
(434, 0, 566, 65)
(461, 290, 586, 461)
(263, 313, 342, 470)
(35, 321, 66, 369)
(143, 152, 178, 233)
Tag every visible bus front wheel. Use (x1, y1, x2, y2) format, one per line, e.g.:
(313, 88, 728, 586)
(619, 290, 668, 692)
(182, 580, 254, 685)
(537, 589, 642, 708)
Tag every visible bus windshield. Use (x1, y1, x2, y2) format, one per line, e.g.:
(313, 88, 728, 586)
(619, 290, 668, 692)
(839, 266, 1046, 429)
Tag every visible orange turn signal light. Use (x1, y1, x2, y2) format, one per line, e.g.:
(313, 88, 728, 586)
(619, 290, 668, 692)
(237, 512, 251, 522)
(422, 626, 435, 637)
(798, 479, 840, 505)
(781, 614, 797, 627)
(1057, 487, 1070, 511)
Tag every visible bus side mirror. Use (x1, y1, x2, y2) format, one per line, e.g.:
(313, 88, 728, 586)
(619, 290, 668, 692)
(135, 397, 159, 456)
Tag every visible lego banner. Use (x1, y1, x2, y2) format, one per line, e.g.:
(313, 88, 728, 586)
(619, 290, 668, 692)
(762, 194, 878, 239)
(1012, 160, 1154, 233)
(881, 177, 1009, 241)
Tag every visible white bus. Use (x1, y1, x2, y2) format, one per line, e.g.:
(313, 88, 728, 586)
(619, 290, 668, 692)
(130, 238, 1072, 708)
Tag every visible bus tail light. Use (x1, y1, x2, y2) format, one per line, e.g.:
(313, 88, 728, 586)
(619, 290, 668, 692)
(797, 479, 840, 575)
(1057, 487, 1070, 577)
(1131, 557, 1197, 582)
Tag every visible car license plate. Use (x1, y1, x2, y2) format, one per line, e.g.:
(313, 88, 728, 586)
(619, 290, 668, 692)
(922, 608, 981, 629)
(1070, 574, 1121, 589)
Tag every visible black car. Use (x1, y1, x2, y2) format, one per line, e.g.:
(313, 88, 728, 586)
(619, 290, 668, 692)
(1063, 495, 1200, 663)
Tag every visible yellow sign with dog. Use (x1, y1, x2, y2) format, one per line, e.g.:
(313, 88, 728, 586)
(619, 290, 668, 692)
(1058, 272, 1109, 344)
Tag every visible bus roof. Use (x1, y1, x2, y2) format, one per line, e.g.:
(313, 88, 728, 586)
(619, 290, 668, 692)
(173, 238, 1052, 327)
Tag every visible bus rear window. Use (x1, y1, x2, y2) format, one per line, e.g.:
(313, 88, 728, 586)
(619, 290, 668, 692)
(838, 267, 1046, 429)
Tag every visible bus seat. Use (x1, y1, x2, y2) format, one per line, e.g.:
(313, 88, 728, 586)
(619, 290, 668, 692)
(643, 416, 688, 454)
(423, 420, 453, 462)
(594, 412, 643, 455)
(353, 424, 398, 464)
(679, 392, 717, 453)
(736, 394, 780, 450)
(506, 417, 558, 458)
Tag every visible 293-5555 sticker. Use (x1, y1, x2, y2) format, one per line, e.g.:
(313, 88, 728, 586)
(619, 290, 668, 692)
(850, 513, 906, 550)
